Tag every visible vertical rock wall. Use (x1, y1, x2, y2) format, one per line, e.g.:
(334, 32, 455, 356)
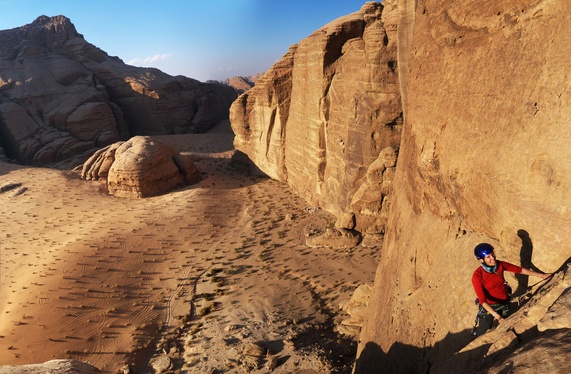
(230, 2, 402, 232)
(357, 0, 571, 372)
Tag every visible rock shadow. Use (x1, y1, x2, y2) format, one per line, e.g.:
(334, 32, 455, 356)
(354, 328, 478, 374)
(513, 229, 544, 298)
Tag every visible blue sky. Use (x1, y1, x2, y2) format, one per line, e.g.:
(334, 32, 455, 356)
(0, 0, 374, 81)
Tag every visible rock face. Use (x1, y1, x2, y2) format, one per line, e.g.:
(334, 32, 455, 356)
(357, 0, 571, 372)
(0, 15, 238, 166)
(82, 136, 199, 198)
(230, 2, 402, 236)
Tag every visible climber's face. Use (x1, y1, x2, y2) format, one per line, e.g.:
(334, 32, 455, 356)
(482, 252, 497, 267)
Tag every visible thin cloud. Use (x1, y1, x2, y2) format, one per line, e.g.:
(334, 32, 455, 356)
(127, 54, 173, 66)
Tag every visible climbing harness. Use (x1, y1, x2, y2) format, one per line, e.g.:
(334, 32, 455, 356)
(470, 273, 552, 337)
(470, 300, 510, 337)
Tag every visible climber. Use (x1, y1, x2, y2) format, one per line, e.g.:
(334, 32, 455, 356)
(471, 242, 551, 337)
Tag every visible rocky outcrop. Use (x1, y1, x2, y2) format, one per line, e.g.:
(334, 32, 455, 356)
(357, 0, 571, 372)
(224, 75, 261, 93)
(230, 2, 402, 236)
(338, 283, 373, 337)
(0, 359, 101, 373)
(0, 16, 238, 166)
(82, 136, 199, 198)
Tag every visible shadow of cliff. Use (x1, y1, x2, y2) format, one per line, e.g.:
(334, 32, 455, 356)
(354, 328, 479, 374)
(175, 157, 267, 192)
(354, 323, 568, 374)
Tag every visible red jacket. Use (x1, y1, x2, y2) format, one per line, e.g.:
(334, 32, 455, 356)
(472, 260, 522, 305)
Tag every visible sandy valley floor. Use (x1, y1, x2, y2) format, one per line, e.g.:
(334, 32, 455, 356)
(0, 122, 381, 373)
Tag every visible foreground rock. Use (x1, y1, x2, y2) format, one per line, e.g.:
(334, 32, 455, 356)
(230, 2, 402, 236)
(82, 136, 199, 198)
(357, 0, 571, 372)
(0, 15, 237, 166)
(0, 360, 100, 373)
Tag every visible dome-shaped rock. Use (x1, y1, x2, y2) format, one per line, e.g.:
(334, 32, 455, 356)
(82, 136, 199, 198)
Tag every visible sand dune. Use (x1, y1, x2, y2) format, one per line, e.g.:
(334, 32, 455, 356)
(0, 122, 380, 373)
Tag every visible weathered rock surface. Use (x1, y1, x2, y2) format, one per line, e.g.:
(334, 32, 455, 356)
(305, 226, 362, 249)
(350, 146, 397, 234)
(0, 359, 101, 373)
(230, 2, 402, 235)
(338, 283, 372, 337)
(357, 0, 571, 372)
(0, 15, 238, 166)
(82, 136, 199, 198)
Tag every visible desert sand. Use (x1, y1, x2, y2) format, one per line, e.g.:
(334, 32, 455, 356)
(0, 121, 380, 373)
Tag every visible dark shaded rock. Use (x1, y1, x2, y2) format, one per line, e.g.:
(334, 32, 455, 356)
(0, 15, 238, 166)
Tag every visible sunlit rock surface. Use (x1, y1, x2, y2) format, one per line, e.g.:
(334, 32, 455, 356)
(230, 2, 402, 236)
(357, 0, 571, 372)
(82, 136, 199, 198)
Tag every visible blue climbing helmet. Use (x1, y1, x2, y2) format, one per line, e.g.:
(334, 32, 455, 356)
(474, 243, 494, 259)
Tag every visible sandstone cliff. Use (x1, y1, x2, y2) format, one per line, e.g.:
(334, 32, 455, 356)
(230, 2, 402, 237)
(0, 16, 238, 166)
(357, 0, 571, 372)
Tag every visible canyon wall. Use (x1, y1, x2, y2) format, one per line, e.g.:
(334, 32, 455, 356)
(230, 2, 402, 235)
(0, 16, 237, 166)
(357, 0, 571, 372)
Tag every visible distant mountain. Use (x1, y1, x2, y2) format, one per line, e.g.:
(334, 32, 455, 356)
(206, 73, 264, 93)
(0, 15, 238, 166)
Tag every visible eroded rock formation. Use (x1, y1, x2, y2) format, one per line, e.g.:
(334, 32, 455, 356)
(230, 2, 402, 237)
(357, 0, 571, 372)
(0, 15, 237, 166)
(82, 136, 199, 198)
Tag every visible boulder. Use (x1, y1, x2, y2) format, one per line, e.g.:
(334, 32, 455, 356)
(241, 341, 267, 357)
(305, 227, 362, 249)
(230, 2, 402, 234)
(0, 359, 101, 373)
(0, 15, 238, 166)
(338, 283, 373, 337)
(81, 136, 199, 198)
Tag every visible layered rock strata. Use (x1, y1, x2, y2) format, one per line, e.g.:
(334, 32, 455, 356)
(0, 16, 237, 166)
(82, 136, 199, 198)
(230, 2, 402, 236)
(357, 0, 571, 372)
